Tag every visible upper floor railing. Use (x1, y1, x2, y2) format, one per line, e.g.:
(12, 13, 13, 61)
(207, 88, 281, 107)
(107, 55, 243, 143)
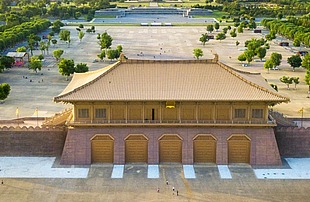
(68, 118, 276, 127)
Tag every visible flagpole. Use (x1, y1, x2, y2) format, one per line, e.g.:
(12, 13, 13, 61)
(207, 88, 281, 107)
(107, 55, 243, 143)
(36, 107, 38, 127)
(16, 107, 19, 127)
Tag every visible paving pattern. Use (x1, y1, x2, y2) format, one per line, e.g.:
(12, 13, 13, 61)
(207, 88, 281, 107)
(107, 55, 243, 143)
(0, 157, 310, 180)
(0, 157, 310, 201)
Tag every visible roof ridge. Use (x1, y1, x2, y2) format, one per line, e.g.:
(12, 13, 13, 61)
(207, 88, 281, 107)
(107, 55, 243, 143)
(54, 61, 121, 102)
(217, 61, 289, 102)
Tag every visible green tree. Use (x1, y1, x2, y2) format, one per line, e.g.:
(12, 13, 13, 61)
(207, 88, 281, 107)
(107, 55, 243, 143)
(206, 25, 214, 33)
(214, 22, 220, 31)
(236, 40, 240, 47)
(293, 39, 301, 47)
(256, 47, 267, 61)
(27, 34, 40, 56)
(305, 71, 310, 93)
(58, 58, 75, 80)
(270, 52, 282, 69)
(266, 32, 276, 41)
(97, 50, 105, 60)
(216, 33, 226, 41)
(193, 48, 203, 59)
(288, 55, 302, 71)
(16, 46, 27, 52)
(280, 76, 293, 90)
(0, 83, 11, 101)
(0, 56, 15, 72)
(222, 27, 228, 34)
(199, 33, 209, 46)
(39, 41, 46, 55)
(106, 49, 120, 61)
(99, 32, 113, 50)
(230, 30, 237, 38)
(238, 53, 246, 63)
(59, 30, 71, 47)
(29, 56, 42, 73)
(78, 31, 85, 42)
(264, 59, 273, 73)
(292, 77, 299, 89)
(302, 53, 310, 70)
(75, 63, 89, 73)
(237, 26, 243, 33)
(244, 50, 255, 64)
(116, 45, 123, 54)
(248, 21, 257, 30)
(52, 39, 57, 47)
(277, 13, 283, 20)
(53, 49, 64, 61)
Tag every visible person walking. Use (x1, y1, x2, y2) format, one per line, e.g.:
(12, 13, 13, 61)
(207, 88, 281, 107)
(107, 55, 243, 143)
(177, 190, 179, 196)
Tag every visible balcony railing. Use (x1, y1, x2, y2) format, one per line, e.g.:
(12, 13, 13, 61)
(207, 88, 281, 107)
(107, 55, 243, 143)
(68, 119, 276, 126)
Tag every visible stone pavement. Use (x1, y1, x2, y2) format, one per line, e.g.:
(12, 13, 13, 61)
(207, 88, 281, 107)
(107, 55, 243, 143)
(1, 157, 310, 201)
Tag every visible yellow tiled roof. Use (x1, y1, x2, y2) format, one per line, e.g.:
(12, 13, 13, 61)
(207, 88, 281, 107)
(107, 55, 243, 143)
(54, 59, 289, 103)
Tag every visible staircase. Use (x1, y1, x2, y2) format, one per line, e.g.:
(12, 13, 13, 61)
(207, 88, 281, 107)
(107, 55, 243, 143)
(42, 108, 73, 126)
(269, 110, 297, 127)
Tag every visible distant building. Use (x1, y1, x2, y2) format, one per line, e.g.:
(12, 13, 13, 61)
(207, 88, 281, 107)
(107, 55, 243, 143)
(6, 52, 29, 66)
(54, 55, 289, 166)
(95, 7, 212, 18)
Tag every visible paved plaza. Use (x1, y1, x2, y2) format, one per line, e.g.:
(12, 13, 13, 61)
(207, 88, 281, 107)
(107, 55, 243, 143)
(0, 26, 309, 120)
(1, 25, 310, 201)
(1, 157, 310, 201)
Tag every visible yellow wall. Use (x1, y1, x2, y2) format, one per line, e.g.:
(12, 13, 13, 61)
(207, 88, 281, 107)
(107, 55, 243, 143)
(73, 101, 268, 123)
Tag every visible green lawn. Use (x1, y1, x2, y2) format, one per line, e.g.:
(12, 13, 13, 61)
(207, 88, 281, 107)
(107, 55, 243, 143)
(94, 15, 117, 18)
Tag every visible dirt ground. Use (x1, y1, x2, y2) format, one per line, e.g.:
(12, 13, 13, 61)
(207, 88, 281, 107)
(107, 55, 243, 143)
(0, 25, 308, 120)
(1, 164, 310, 202)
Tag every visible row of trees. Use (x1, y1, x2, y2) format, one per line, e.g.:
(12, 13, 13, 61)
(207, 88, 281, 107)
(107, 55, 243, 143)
(279, 76, 299, 90)
(221, 0, 309, 18)
(0, 0, 111, 25)
(58, 59, 89, 80)
(261, 19, 310, 47)
(302, 54, 310, 92)
(97, 32, 124, 61)
(52, 49, 89, 80)
(0, 19, 51, 52)
(238, 38, 268, 64)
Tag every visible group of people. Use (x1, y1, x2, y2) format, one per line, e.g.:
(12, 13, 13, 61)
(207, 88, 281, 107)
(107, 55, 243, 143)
(157, 180, 179, 196)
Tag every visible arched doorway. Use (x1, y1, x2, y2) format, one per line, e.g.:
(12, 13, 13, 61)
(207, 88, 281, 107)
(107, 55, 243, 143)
(91, 134, 114, 163)
(159, 134, 182, 163)
(125, 134, 148, 163)
(228, 134, 251, 164)
(193, 134, 217, 163)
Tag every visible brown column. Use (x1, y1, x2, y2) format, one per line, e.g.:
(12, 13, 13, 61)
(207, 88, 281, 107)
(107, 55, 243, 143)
(159, 102, 162, 123)
(108, 102, 111, 123)
(196, 102, 199, 123)
(179, 102, 181, 123)
(142, 102, 145, 123)
(90, 104, 94, 123)
(125, 102, 128, 123)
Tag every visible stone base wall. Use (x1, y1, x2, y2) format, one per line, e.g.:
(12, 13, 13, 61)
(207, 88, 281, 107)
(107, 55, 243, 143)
(0, 126, 67, 156)
(275, 127, 310, 157)
(61, 127, 281, 166)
